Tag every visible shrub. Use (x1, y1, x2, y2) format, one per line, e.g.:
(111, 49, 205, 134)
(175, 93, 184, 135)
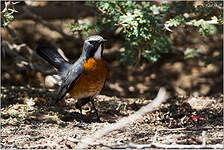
(67, 1, 223, 65)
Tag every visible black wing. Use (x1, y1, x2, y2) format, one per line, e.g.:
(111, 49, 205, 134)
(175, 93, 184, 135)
(55, 60, 83, 103)
(36, 45, 71, 73)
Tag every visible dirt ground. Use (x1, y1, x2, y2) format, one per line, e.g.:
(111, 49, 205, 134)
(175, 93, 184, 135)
(1, 86, 223, 149)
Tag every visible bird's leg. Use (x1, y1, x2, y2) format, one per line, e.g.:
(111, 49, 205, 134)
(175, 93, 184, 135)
(75, 97, 91, 121)
(75, 97, 101, 122)
(79, 107, 84, 121)
(90, 99, 101, 122)
(75, 97, 91, 109)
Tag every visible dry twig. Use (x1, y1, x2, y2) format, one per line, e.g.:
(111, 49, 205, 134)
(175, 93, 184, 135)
(75, 88, 167, 148)
(113, 129, 223, 149)
(113, 142, 223, 149)
(1, 1, 19, 16)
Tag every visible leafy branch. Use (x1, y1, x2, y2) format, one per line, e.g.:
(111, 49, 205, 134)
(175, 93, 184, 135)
(1, 1, 20, 27)
(67, 1, 223, 65)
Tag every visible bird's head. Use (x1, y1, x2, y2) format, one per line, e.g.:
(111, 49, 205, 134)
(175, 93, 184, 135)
(82, 35, 107, 59)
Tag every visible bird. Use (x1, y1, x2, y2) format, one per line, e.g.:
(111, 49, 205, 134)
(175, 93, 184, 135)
(36, 35, 110, 121)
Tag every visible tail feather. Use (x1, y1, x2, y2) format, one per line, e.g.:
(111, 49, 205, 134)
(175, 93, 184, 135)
(36, 45, 71, 73)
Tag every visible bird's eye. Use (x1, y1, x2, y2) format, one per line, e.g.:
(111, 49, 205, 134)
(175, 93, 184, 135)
(89, 41, 97, 45)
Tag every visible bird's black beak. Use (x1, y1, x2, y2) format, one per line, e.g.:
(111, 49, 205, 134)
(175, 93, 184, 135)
(102, 39, 107, 42)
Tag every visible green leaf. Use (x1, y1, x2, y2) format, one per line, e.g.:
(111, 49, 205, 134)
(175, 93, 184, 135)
(150, 5, 160, 15)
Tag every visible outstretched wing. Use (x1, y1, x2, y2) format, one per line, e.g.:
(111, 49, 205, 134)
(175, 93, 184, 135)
(55, 60, 83, 103)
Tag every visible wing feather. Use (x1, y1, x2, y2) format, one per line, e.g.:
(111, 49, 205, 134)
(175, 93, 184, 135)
(55, 59, 83, 103)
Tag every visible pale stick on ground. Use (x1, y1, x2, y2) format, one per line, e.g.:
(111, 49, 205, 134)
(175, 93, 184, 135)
(75, 87, 167, 148)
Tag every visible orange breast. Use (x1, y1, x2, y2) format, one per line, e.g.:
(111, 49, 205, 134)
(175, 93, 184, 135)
(69, 58, 109, 99)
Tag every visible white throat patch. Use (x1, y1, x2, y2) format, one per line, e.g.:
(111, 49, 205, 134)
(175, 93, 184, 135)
(94, 44, 102, 59)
